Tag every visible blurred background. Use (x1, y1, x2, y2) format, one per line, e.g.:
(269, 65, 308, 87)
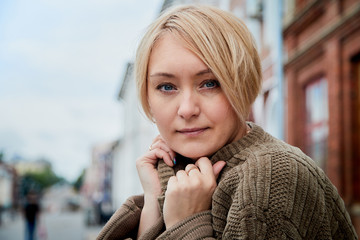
(0, 0, 359, 239)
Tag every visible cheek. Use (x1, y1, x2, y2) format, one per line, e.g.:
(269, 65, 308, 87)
(153, 111, 170, 126)
(153, 113, 175, 145)
(149, 98, 175, 129)
(207, 97, 236, 123)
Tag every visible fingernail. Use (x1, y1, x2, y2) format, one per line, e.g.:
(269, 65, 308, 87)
(173, 157, 176, 165)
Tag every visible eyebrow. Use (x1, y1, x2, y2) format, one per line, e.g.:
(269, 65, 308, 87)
(196, 68, 213, 76)
(149, 72, 175, 78)
(149, 68, 213, 78)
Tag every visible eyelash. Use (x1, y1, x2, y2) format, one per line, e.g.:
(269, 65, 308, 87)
(201, 79, 220, 89)
(156, 83, 177, 92)
(155, 79, 220, 93)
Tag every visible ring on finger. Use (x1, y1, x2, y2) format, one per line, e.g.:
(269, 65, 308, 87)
(149, 145, 153, 151)
(185, 165, 199, 175)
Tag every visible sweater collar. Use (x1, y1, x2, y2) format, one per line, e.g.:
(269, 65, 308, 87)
(210, 122, 265, 166)
(156, 122, 266, 210)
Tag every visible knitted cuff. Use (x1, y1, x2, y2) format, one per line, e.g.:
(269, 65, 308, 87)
(97, 195, 144, 240)
(157, 210, 214, 239)
(138, 216, 165, 240)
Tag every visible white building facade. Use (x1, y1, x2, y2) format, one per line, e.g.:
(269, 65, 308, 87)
(112, 63, 158, 209)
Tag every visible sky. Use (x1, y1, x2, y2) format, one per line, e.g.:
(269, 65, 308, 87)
(0, 0, 163, 181)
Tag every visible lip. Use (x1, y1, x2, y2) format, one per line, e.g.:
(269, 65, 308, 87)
(176, 127, 209, 136)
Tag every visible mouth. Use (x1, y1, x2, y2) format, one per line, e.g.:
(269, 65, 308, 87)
(176, 127, 209, 136)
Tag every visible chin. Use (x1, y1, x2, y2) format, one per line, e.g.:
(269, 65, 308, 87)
(176, 148, 214, 160)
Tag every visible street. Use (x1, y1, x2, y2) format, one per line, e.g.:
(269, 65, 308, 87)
(0, 183, 104, 240)
(0, 210, 103, 240)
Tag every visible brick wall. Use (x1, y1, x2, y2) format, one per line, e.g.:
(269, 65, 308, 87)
(283, 0, 360, 234)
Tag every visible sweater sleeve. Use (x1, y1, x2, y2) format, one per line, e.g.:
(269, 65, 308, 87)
(96, 195, 144, 240)
(97, 195, 166, 240)
(156, 210, 214, 239)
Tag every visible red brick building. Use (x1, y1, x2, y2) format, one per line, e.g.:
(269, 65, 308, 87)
(283, 0, 360, 233)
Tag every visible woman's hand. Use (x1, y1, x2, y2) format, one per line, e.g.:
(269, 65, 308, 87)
(163, 157, 226, 229)
(136, 135, 176, 197)
(137, 135, 175, 237)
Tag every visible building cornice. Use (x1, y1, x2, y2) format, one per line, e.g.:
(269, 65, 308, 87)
(117, 62, 134, 100)
(283, 0, 324, 35)
(284, 2, 360, 70)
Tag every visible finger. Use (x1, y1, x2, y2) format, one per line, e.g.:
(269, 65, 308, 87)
(212, 161, 226, 179)
(195, 157, 214, 176)
(175, 170, 188, 181)
(185, 164, 200, 175)
(166, 176, 178, 195)
(151, 141, 175, 160)
(151, 135, 176, 161)
(149, 135, 164, 151)
(168, 176, 177, 185)
(146, 148, 174, 167)
(151, 135, 168, 147)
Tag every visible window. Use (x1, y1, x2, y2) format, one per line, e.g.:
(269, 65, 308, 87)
(305, 78, 329, 169)
(352, 58, 360, 201)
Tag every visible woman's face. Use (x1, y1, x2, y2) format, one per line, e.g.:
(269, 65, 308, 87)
(147, 34, 244, 159)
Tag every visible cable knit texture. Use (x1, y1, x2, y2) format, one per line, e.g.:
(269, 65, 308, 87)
(97, 123, 357, 239)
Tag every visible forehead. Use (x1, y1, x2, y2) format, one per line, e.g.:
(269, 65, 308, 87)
(149, 33, 208, 73)
(151, 33, 189, 58)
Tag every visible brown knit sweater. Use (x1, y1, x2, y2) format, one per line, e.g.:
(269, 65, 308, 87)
(97, 123, 357, 239)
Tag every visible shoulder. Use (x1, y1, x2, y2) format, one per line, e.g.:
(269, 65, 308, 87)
(222, 133, 331, 204)
(215, 132, 355, 238)
(235, 131, 327, 186)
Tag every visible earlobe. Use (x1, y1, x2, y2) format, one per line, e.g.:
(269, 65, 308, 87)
(149, 110, 156, 124)
(148, 104, 156, 123)
(146, 99, 155, 123)
(148, 112, 156, 123)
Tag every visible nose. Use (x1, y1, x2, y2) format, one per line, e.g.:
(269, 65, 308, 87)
(177, 91, 200, 120)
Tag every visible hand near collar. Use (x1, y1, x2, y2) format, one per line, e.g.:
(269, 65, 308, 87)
(163, 157, 226, 229)
(136, 135, 175, 237)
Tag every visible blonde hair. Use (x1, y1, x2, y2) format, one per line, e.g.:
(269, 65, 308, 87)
(135, 5, 262, 123)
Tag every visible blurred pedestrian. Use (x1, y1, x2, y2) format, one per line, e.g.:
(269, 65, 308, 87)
(97, 4, 357, 239)
(23, 191, 40, 240)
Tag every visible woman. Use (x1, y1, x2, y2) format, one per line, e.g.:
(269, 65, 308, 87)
(97, 5, 357, 239)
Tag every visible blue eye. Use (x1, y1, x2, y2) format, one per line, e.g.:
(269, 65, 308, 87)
(157, 84, 175, 92)
(202, 80, 219, 89)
